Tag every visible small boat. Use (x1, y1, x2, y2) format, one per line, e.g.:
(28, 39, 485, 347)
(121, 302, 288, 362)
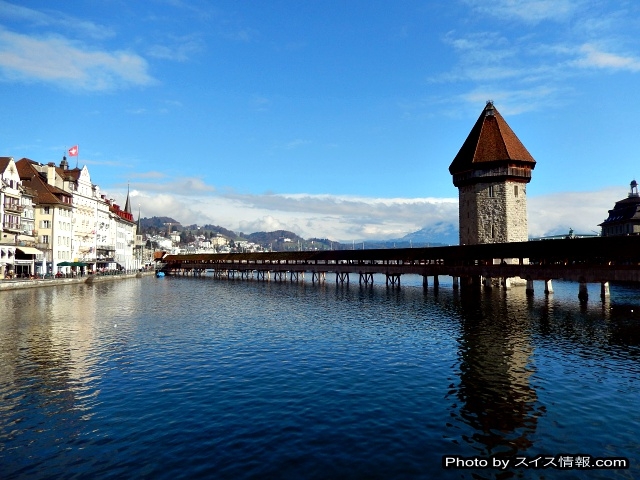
(155, 271, 165, 277)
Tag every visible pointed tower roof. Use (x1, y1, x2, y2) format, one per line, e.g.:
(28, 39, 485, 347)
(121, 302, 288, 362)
(124, 183, 132, 214)
(449, 101, 536, 177)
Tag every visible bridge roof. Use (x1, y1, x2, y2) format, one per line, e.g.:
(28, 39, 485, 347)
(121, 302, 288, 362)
(160, 235, 640, 266)
(449, 102, 536, 176)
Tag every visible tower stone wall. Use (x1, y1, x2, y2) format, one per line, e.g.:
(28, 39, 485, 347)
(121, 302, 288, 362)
(459, 180, 528, 245)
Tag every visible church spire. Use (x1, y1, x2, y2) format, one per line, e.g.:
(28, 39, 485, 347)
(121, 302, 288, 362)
(124, 182, 132, 214)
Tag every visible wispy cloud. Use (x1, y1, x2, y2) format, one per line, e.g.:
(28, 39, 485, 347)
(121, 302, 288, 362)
(284, 139, 310, 150)
(220, 28, 259, 43)
(436, 1, 640, 114)
(147, 34, 204, 62)
(0, 0, 115, 40)
(0, 28, 154, 90)
(132, 176, 215, 195)
(572, 43, 640, 72)
(463, 0, 577, 24)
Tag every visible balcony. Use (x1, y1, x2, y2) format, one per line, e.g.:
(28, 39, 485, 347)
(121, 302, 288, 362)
(3, 203, 24, 213)
(3, 222, 21, 232)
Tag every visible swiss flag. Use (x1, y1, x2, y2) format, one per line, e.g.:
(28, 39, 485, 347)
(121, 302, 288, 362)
(68, 145, 79, 157)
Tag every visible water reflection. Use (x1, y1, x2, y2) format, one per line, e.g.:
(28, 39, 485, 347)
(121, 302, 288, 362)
(449, 286, 542, 458)
(0, 280, 143, 471)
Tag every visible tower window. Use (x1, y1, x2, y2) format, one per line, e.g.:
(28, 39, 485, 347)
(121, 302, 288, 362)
(488, 186, 495, 198)
(491, 225, 495, 238)
(514, 185, 519, 197)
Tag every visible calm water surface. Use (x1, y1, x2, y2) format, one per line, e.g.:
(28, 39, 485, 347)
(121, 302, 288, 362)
(1, 275, 639, 479)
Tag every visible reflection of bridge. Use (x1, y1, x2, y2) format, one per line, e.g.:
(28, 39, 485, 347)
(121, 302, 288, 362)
(158, 235, 640, 300)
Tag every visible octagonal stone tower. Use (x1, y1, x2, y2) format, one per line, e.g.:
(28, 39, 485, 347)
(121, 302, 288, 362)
(449, 101, 536, 246)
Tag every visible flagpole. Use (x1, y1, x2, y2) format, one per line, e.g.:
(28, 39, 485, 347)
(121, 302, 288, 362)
(76, 145, 79, 168)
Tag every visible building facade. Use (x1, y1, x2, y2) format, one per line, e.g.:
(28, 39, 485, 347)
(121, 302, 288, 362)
(16, 156, 138, 273)
(599, 180, 640, 236)
(449, 101, 536, 246)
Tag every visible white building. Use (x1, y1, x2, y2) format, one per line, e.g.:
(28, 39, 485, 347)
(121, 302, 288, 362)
(17, 156, 137, 273)
(16, 158, 73, 274)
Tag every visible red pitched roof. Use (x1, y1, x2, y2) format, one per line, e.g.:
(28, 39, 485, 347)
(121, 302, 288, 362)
(15, 158, 73, 207)
(449, 102, 536, 175)
(0, 157, 12, 172)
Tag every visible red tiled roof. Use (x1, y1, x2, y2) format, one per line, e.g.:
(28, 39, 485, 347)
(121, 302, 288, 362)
(15, 158, 73, 207)
(0, 157, 12, 172)
(449, 102, 536, 175)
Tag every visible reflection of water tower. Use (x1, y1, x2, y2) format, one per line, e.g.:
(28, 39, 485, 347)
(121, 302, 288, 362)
(449, 102, 536, 247)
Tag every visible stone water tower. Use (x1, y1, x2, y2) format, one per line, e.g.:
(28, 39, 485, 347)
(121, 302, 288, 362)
(449, 101, 536, 246)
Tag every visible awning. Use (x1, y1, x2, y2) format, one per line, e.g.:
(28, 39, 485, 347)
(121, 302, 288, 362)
(57, 261, 72, 266)
(16, 247, 43, 255)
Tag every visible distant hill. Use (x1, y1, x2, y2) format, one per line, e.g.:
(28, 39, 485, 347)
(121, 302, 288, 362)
(140, 217, 459, 249)
(245, 230, 304, 245)
(187, 224, 239, 239)
(140, 216, 181, 235)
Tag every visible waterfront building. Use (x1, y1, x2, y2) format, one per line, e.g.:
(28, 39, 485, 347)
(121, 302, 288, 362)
(62, 162, 101, 266)
(0, 157, 41, 276)
(449, 101, 536, 246)
(16, 156, 138, 273)
(110, 194, 136, 270)
(599, 180, 640, 236)
(16, 158, 74, 274)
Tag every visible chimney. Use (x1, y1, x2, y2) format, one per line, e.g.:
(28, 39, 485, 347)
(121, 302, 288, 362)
(46, 163, 56, 186)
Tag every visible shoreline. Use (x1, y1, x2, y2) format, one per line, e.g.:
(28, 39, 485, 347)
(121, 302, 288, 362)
(0, 270, 156, 291)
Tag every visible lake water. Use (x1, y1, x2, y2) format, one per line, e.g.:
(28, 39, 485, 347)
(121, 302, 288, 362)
(1, 274, 639, 479)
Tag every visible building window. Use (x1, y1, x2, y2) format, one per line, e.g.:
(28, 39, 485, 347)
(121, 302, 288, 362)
(514, 185, 519, 197)
(43, 206, 50, 214)
(42, 220, 50, 228)
(41, 235, 49, 244)
(488, 186, 495, 198)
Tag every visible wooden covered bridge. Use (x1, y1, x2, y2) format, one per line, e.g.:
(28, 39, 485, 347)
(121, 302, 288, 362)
(156, 235, 640, 300)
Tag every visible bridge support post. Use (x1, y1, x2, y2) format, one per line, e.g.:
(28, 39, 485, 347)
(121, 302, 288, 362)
(578, 282, 589, 302)
(502, 277, 511, 289)
(312, 272, 326, 284)
(385, 274, 401, 287)
(359, 273, 373, 286)
(433, 275, 439, 289)
(336, 272, 349, 284)
(274, 271, 286, 282)
(483, 276, 492, 288)
(544, 279, 553, 295)
(452, 276, 459, 290)
(290, 271, 304, 282)
(526, 279, 534, 295)
(422, 275, 428, 288)
(601, 281, 610, 299)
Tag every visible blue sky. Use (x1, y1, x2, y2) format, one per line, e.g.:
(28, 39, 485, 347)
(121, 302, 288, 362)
(1, 0, 639, 242)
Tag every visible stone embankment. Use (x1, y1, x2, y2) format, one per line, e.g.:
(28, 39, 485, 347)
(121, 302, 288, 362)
(0, 271, 156, 291)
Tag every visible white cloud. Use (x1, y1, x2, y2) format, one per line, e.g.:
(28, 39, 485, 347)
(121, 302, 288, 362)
(463, 0, 577, 24)
(118, 180, 622, 243)
(528, 187, 622, 237)
(0, 28, 154, 90)
(0, 0, 115, 40)
(572, 43, 640, 72)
